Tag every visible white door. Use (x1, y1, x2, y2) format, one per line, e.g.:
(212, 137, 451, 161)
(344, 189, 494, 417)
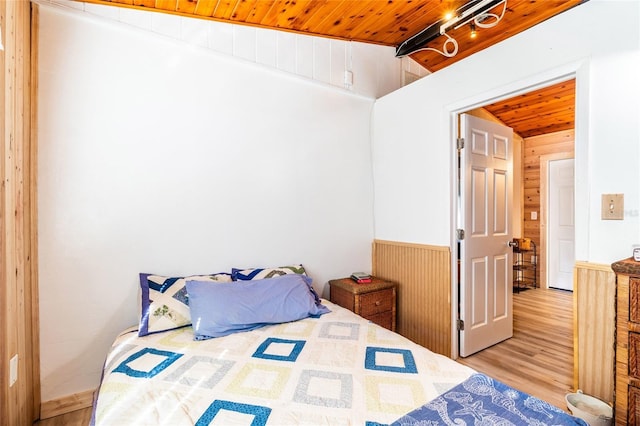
(459, 114, 513, 357)
(548, 159, 575, 290)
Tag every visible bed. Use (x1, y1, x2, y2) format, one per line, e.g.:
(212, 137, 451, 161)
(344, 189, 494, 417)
(91, 267, 587, 425)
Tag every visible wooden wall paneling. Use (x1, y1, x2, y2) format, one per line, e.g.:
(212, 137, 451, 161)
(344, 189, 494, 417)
(574, 261, 616, 403)
(1, 1, 37, 425)
(522, 130, 574, 288)
(14, 0, 26, 422)
(1, 1, 20, 422)
(30, 3, 41, 420)
(0, 1, 7, 418)
(372, 240, 451, 356)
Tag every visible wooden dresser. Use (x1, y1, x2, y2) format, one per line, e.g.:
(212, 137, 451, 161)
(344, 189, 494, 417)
(613, 257, 640, 425)
(328, 277, 396, 331)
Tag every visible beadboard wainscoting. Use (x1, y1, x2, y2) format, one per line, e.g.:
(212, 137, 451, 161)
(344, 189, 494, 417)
(372, 240, 451, 356)
(573, 261, 616, 404)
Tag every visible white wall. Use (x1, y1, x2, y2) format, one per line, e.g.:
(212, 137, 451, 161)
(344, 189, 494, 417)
(38, 4, 376, 401)
(372, 0, 640, 263)
(38, 0, 430, 99)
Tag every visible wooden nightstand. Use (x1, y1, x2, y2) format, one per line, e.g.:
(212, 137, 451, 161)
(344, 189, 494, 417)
(328, 277, 396, 331)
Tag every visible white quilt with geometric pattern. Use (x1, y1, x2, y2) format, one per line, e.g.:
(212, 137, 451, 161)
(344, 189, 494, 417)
(92, 300, 474, 426)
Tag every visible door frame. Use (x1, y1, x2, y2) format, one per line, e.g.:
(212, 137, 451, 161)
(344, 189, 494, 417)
(540, 152, 575, 290)
(448, 61, 588, 359)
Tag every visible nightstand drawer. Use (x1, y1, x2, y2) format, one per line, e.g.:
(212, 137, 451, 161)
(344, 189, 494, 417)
(366, 311, 393, 330)
(632, 278, 640, 324)
(630, 385, 640, 425)
(359, 289, 394, 317)
(631, 332, 640, 380)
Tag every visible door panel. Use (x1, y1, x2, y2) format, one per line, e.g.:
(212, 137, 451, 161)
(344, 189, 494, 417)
(471, 257, 488, 328)
(494, 170, 507, 234)
(494, 254, 509, 319)
(459, 114, 513, 357)
(472, 168, 487, 235)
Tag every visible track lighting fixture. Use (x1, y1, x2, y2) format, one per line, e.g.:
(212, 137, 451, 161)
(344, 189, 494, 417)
(395, 0, 507, 58)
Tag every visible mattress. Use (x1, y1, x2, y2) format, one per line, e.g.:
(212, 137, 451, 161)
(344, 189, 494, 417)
(92, 299, 474, 425)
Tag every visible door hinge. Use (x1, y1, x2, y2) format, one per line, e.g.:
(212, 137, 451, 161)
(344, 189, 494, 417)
(457, 137, 465, 150)
(457, 229, 465, 240)
(457, 319, 464, 331)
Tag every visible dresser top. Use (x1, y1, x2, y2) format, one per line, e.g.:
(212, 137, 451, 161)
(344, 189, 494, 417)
(612, 257, 640, 276)
(328, 277, 396, 294)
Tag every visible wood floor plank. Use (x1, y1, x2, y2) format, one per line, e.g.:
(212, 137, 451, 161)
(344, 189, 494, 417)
(458, 287, 574, 411)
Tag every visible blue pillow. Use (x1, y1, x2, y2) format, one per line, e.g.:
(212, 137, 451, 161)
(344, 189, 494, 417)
(186, 274, 330, 340)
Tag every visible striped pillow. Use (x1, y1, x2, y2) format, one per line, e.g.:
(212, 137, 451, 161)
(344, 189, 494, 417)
(138, 272, 232, 336)
(231, 264, 306, 281)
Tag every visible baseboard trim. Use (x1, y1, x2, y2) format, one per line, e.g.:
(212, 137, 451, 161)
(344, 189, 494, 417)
(40, 389, 95, 419)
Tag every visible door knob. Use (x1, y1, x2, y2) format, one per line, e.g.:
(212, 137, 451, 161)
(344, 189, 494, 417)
(507, 241, 517, 248)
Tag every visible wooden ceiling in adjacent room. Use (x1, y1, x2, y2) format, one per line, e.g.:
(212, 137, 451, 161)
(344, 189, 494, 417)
(77, 0, 582, 137)
(484, 79, 576, 138)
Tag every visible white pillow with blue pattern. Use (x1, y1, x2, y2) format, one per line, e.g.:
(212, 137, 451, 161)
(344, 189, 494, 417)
(138, 272, 232, 336)
(232, 264, 307, 281)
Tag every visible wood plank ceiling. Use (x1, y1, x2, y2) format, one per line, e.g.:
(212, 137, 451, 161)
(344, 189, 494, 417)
(79, 0, 583, 137)
(484, 79, 575, 138)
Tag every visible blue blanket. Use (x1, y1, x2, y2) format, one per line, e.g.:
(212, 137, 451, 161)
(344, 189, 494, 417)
(392, 373, 588, 425)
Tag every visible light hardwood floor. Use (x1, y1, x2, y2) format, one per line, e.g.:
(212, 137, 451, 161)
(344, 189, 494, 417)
(36, 287, 573, 425)
(458, 287, 574, 411)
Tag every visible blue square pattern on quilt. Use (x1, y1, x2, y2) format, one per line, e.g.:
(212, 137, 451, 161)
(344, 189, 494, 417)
(138, 272, 232, 337)
(195, 400, 272, 426)
(365, 347, 418, 374)
(293, 369, 353, 408)
(163, 356, 235, 389)
(113, 348, 183, 378)
(252, 337, 306, 362)
(319, 322, 360, 340)
(232, 264, 306, 281)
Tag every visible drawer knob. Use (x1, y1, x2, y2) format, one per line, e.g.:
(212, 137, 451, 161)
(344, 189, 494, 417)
(375, 301, 381, 306)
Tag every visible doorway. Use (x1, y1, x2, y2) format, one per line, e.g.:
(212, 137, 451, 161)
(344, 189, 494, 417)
(541, 154, 575, 290)
(454, 77, 576, 360)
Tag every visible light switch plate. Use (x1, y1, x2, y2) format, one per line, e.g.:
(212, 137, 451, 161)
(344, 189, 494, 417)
(601, 194, 624, 220)
(9, 354, 18, 386)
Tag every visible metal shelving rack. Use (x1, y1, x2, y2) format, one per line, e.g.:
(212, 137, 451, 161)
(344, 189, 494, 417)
(513, 238, 537, 293)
